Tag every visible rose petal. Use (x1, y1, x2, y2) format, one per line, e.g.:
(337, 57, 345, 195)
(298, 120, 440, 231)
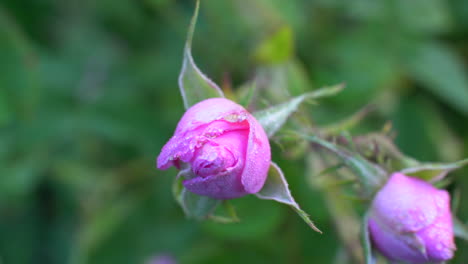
(175, 98, 247, 135)
(240, 114, 271, 194)
(157, 125, 204, 170)
(371, 173, 441, 232)
(183, 130, 248, 199)
(418, 190, 455, 261)
(369, 218, 428, 263)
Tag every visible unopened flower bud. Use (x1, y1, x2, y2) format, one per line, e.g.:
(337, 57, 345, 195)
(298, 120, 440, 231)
(157, 98, 271, 199)
(368, 173, 455, 263)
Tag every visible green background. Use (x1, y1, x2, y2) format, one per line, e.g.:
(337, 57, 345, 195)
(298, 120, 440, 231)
(1, 0, 467, 263)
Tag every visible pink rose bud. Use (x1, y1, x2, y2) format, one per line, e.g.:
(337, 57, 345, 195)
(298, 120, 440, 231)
(368, 173, 456, 263)
(157, 98, 271, 199)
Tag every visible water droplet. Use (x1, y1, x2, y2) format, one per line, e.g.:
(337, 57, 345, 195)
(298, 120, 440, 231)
(223, 114, 238, 122)
(237, 113, 247, 121)
(223, 112, 248, 123)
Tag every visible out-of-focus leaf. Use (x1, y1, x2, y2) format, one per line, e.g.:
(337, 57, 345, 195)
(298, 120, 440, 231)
(70, 196, 137, 264)
(452, 188, 461, 214)
(178, 0, 224, 109)
(237, 80, 256, 109)
(202, 195, 283, 240)
(254, 84, 344, 137)
(393, 95, 463, 163)
(256, 162, 321, 232)
(405, 42, 468, 115)
(180, 189, 220, 220)
(233, 0, 288, 36)
(0, 157, 44, 202)
(173, 170, 220, 220)
(427, 109, 464, 162)
(392, 97, 440, 161)
(396, 0, 451, 34)
(321, 104, 376, 135)
(250, 0, 306, 33)
(400, 158, 468, 183)
(145, 0, 172, 9)
(0, 202, 39, 264)
(316, 30, 399, 109)
(254, 26, 293, 64)
(0, 7, 40, 120)
(208, 201, 240, 224)
(283, 60, 312, 96)
(256, 60, 312, 103)
(361, 212, 374, 264)
(453, 217, 468, 241)
(0, 89, 11, 126)
(307, 152, 363, 262)
(302, 135, 387, 193)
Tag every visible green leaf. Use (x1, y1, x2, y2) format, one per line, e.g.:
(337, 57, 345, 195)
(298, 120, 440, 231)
(301, 134, 387, 193)
(254, 84, 344, 137)
(202, 195, 284, 240)
(255, 60, 312, 103)
(254, 26, 294, 64)
(400, 158, 468, 182)
(0, 156, 45, 201)
(256, 162, 321, 232)
(395, 0, 451, 34)
(405, 42, 468, 115)
(208, 201, 240, 224)
(361, 212, 374, 264)
(237, 80, 256, 109)
(0, 8, 41, 121)
(453, 217, 468, 241)
(321, 104, 376, 135)
(172, 170, 185, 204)
(180, 189, 220, 219)
(70, 195, 137, 264)
(173, 169, 220, 220)
(0, 89, 11, 126)
(178, 0, 224, 109)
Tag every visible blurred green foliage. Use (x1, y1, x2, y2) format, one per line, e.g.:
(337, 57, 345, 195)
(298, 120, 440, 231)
(1, 0, 468, 263)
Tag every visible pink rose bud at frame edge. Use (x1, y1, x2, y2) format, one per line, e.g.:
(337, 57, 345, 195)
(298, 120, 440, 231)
(368, 173, 456, 264)
(157, 98, 271, 199)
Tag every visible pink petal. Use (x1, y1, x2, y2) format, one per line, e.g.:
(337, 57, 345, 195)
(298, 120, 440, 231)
(369, 218, 428, 263)
(371, 173, 441, 233)
(418, 190, 455, 261)
(174, 98, 247, 135)
(183, 130, 248, 199)
(240, 114, 271, 194)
